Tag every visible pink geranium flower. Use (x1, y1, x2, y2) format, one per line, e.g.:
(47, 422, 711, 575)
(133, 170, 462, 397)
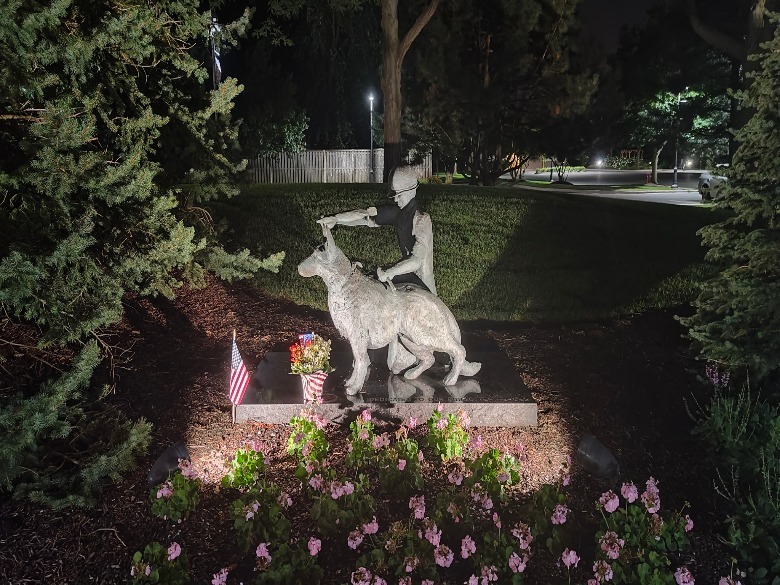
(361, 409, 372, 421)
(685, 514, 694, 532)
(561, 548, 580, 568)
(409, 495, 425, 519)
(599, 490, 620, 513)
(593, 560, 613, 582)
(156, 481, 173, 499)
(461, 535, 477, 559)
(511, 522, 533, 550)
(167, 541, 181, 561)
(434, 544, 454, 568)
(363, 516, 379, 535)
(348, 529, 364, 550)
(508, 553, 528, 574)
(397, 459, 406, 471)
(448, 469, 464, 485)
(350, 567, 372, 585)
(621, 481, 638, 503)
(211, 568, 229, 585)
(599, 531, 625, 560)
(551, 503, 569, 525)
(178, 458, 199, 480)
(424, 522, 442, 547)
(675, 567, 695, 585)
(308, 537, 321, 556)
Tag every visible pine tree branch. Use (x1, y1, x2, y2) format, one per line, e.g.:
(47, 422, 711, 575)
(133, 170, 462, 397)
(0, 339, 64, 372)
(0, 114, 40, 122)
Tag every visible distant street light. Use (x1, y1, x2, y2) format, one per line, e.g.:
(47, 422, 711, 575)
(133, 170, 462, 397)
(368, 94, 374, 183)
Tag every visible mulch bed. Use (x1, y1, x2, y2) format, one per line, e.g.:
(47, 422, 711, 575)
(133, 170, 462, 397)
(0, 276, 733, 584)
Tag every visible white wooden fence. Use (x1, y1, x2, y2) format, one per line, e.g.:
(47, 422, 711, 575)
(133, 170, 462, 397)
(248, 149, 432, 184)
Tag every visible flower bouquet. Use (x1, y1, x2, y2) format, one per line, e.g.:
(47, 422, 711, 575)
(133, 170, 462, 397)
(290, 333, 333, 403)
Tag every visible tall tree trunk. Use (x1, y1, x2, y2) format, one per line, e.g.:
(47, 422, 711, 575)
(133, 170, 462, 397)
(380, 0, 440, 182)
(652, 141, 667, 184)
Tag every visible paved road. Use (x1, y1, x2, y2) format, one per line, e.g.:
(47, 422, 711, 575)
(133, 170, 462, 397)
(527, 168, 702, 189)
(510, 168, 704, 206)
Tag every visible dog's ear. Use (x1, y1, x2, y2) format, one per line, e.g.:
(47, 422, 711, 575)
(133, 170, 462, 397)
(321, 223, 336, 258)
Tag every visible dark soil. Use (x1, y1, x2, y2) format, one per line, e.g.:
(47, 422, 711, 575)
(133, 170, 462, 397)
(0, 276, 733, 584)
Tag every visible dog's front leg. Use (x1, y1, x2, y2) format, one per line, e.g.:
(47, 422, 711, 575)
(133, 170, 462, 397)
(345, 341, 370, 396)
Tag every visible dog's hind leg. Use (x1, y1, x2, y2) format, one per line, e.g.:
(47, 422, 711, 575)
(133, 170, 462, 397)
(388, 336, 417, 374)
(398, 335, 436, 380)
(442, 341, 467, 386)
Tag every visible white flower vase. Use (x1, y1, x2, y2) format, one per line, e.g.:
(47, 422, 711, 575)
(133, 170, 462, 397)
(301, 371, 328, 403)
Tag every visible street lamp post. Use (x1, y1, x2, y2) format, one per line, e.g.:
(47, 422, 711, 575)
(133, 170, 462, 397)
(671, 91, 687, 189)
(368, 94, 374, 183)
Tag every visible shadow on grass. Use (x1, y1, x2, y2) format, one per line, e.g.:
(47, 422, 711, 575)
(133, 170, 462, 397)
(442, 191, 716, 322)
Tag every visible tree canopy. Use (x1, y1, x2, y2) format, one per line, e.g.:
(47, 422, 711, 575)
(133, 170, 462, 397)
(0, 0, 280, 506)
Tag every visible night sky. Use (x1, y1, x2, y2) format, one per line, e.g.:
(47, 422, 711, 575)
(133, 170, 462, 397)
(580, 0, 664, 52)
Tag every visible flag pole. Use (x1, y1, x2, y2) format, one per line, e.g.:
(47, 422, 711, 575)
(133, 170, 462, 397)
(232, 329, 237, 424)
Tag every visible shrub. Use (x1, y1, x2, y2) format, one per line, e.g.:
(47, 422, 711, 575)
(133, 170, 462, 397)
(221, 446, 267, 492)
(426, 407, 471, 461)
(149, 462, 201, 523)
(589, 479, 693, 584)
(129, 541, 189, 585)
(692, 381, 780, 583)
(230, 482, 292, 553)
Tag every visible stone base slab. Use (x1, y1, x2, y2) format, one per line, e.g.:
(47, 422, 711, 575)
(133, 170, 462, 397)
(235, 334, 537, 427)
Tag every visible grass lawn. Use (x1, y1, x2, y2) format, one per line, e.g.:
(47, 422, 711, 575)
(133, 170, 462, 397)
(209, 183, 721, 322)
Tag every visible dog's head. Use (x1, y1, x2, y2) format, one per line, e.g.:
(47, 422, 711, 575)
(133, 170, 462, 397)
(298, 224, 349, 279)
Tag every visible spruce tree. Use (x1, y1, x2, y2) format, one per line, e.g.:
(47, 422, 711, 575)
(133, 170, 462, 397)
(0, 1, 279, 505)
(683, 16, 780, 384)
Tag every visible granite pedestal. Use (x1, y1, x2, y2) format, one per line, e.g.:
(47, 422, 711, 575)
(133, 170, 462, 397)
(235, 334, 537, 427)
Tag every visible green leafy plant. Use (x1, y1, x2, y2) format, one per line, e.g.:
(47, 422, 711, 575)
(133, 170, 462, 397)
(149, 464, 200, 523)
(230, 482, 292, 553)
(221, 446, 267, 491)
(253, 541, 324, 585)
(692, 382, 780, 583)
(466, 448, 522, 504)
(520, 483, 569, 555)
(286, 408, 329, 468)
(129, 541, 188, 585)
(426, 407, 471, 461)
(308, 472, 375, 537)
(377, 432, 424, 499)
(346, 409, 378, 470)
(589, 479, 693, 584)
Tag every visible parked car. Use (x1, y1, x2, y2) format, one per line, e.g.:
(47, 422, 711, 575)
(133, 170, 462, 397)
(698, 170, 727, 200)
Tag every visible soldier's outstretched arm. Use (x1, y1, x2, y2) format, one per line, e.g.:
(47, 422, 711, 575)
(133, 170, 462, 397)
(317, 207, 378, 228)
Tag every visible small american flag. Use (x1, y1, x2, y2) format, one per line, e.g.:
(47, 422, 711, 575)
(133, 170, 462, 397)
(229, 339, 250, 406)
(301, 370, 328, 403)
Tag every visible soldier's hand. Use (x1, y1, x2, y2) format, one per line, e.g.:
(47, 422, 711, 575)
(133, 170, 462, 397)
(376, 267, 388, 282)
(317, 216, 337, 229)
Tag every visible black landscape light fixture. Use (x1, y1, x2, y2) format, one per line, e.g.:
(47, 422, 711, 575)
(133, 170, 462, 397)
(575, 434, 620, 484)
(148, 441, 190, 485)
